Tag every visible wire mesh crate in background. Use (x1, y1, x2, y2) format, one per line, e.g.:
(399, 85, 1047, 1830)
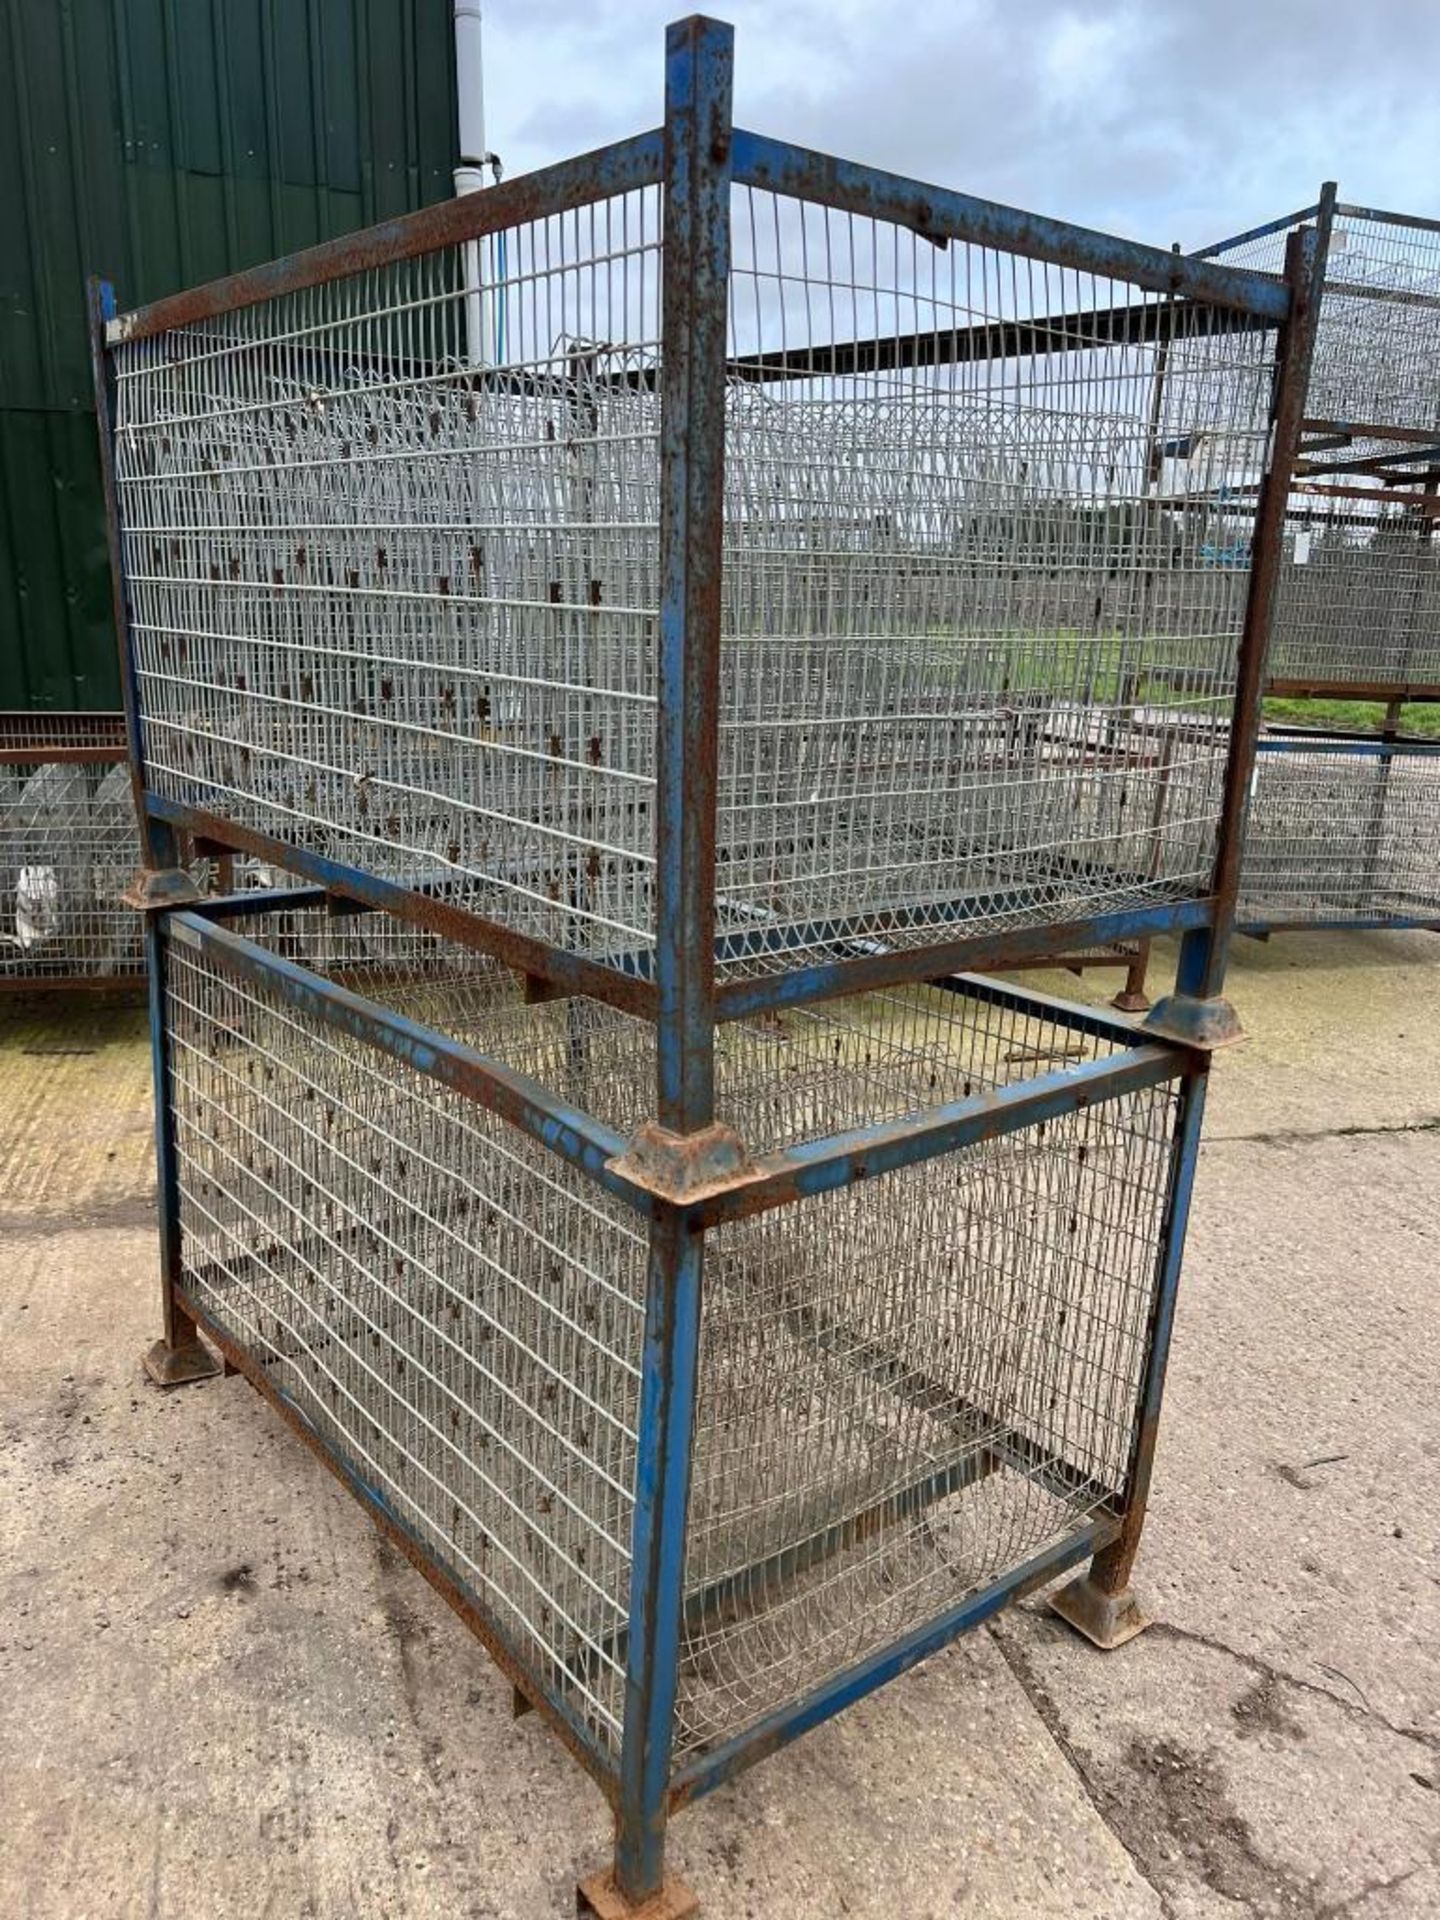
(1239, 732, 1440, 931)
(161, 901, 1191, 1785)
(1199, 202, 1440, 695)
(106, 146, 1282, 989)
(0, 712, 144, 988)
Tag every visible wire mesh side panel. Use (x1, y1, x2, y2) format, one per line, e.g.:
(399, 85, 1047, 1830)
(1206, 209, 1440, 687)
(164, 932, 650, 1762)
(1239, 739, 1440, 926)
(112, 189, 664, 965)
(713, 187, 1276, 971)
(0, 730, 143, 983)
(1270, 499, 1440, 688)
(676, 986, 1184, 1764)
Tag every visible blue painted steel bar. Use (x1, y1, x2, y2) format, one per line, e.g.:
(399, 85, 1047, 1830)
(1192, 202, 1321, 260)
(162, 911, 653, 1218)
(693, 1044, 1185, 1229)
(933, 969, 1163, 1048)
(144, 821, 194, 1354)
(1256, 737, 1440, 759)
(1240, 916, 1440, 936)
(715, 898, 1214, 1022)
(1332, 201, 1440, 235)
(107, 130, 666, 343)
(615, 1211, 706, 1900)
(144, 793, 661, 1018)
(88, 276, 163, 869)
(730, 129, 1292, 321)
(616, 22, 734, 1901)
(189, 885, 338, 920)
(668, 1518, 1118, 1807)
(652, 18, 732, 1133)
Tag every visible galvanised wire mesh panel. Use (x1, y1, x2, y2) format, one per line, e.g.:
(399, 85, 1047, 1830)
(680, 986, 1179, 1761)
(165, 911, 1181, 1774)
(0, 717, 144, 984)
(1269, 500, 1440, 688)
(715, 187, 1276, 971)
(1202, 207, 1440, 688)
(110, 178, 1279, 983)
(165, 930, 652, 1762)
(113, 190, 666, 964)
(1239, 736, 1440, 927)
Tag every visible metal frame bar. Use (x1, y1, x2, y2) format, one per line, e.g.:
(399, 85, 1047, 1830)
(1164, 194, 1335, 1011)
(106, 131, 666, 344)
(615, 26, 734, 1898)
(162, 909, 646, 1214)
(729, 131, 1291, 318)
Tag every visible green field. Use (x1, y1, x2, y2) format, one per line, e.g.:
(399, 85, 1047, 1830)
(1262, 697, 1440, 738)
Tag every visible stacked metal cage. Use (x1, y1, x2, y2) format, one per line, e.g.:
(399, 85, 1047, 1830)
(94, 20, 1320, 1915)
(1200, 199, 1440, 939)
(0, 711, 146, 988)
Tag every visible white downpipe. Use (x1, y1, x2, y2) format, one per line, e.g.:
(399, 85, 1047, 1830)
(454, 0, 493, 365)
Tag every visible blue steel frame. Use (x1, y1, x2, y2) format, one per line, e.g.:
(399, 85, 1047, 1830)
(90, 16, 1331, 1911)
(155, 894, 1205, 1894)
(94, 35, 1307, 1028)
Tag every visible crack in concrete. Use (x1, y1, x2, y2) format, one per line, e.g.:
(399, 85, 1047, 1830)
(992, 1616, 1438, 1919)
(987, 1622, 1179, 1920)
(0, 1193, 157, 1239)
(1205, 1115, 1440, 1147)
(1146, 1621, 1440, 1757)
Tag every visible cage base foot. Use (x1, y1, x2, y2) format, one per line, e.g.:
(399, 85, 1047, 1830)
(577, 1869, 699, 1920)
(1110, 989, 1151, 1014)
(1048, 1573, 1150, 1649)
(143, 1336, 222, 1388)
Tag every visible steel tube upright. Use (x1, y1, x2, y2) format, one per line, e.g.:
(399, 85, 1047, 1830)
(87, 275, 215, 1387)
(1143, 203, 1334, 1043)
(600, 20, 734, 1918)
(1050, 206, 1332, 1646)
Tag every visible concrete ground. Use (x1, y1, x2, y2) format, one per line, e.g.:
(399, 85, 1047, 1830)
(1, 931, 1437, 1919)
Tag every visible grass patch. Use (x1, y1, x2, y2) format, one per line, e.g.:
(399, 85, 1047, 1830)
(1262, 697, 1440, 738)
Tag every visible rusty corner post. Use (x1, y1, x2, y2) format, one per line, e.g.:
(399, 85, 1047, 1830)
(1052, 193, 1337, 1646)
(88, 275, 217, 1388)
(579, 19, 732, 1920)
(1144, 185, 1336, 1050)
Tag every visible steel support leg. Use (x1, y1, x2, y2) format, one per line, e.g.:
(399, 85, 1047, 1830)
(1050, 1055, 1209, 1647)
(140, 826, 220, 1390)
(1110, 939, 1152, 1013)
(578, 1213, 703, 1920)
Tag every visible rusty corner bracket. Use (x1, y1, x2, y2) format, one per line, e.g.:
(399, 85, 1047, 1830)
(577, 1869, 699, 1920)
(143, 1335, 223, 1388)
(1047, 1571, 1151, 1650)
(123, 867, 204, 912)
(608, 1121, 760, 1204)
(1140, 993, 1244, 1050)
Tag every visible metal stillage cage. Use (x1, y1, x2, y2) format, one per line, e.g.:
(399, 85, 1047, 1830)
(1198, 197, 1440, 702)
(0, 711, 145, 989)
(93, 18, 1324, 1915)
(1239, 730, 1440, 933)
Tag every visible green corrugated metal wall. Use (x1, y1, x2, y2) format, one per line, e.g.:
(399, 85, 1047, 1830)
(0, 0, 458, 710)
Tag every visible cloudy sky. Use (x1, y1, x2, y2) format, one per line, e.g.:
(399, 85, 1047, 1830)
(479, 0, 1440, 254)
